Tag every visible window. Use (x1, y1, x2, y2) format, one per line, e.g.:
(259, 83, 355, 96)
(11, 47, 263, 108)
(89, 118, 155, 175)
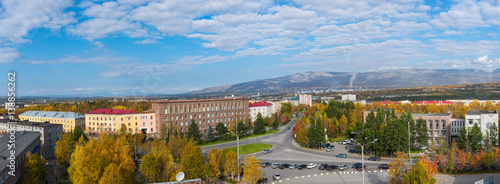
(442, 120, 446, 129)
(469, 119, 473, 124)
(151, 128, 153, 132)
(128, 123, 130, 126)
(429, 121, 433, 129)
(151, 122, 153, 126)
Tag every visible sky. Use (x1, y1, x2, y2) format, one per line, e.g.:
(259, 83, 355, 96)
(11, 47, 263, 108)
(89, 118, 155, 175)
(1, 0, 500, 97)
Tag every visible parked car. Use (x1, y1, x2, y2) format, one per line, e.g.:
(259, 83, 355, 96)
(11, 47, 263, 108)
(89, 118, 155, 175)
(272, 163, 280, 169)
(338, 140, 345, 144)
(279, 163, 290, 169)
(261, 162, 271, 167)
(378, 164, 390, 170)
(368, 156, 380, 161)
(326, 146, 335, 152)
(289, 164, 298, 170)
(263, 149, 272, 154)
(336, 153, 347, 158)
(348, 149, 359, 153)
(273, 173, 281, 180)
(326, 165, 338, 171)
(307, 163, 317, 169)
(257, 177, 268, 183)
(352, 163, 362, 168)
(338, 164, 348, 171)
(319, 164, 328, 170)
(356, 165, 366, 171)
(297, 164, 307, 170)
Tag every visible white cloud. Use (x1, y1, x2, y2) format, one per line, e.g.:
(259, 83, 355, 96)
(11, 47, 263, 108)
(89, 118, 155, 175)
(429, 0, 485, 29)
(472, 55, 500, 65)
(134, 39, 157, 45)
(432, 40, 500, 56)
(442, 30, 463, 36)
(21, 55, 132, 64)
(0, 47, 20, 63)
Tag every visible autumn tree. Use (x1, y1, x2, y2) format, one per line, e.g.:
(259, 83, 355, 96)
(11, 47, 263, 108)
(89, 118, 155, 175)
(404, 158, 431, 184)
(179, 146, 204, 179)
(224, 151, 239, 180)
(55, 132, 74, 168)
(242, 156, 263, 184)
(204, 148, 220, 180)
(388, 151, 408, 184)
(339, 114, 348, 135)
(21, 153, 47, 184)
(99, 163, 123, 184)
(420, 156, 438, 178)
(140, 139, 175, 183)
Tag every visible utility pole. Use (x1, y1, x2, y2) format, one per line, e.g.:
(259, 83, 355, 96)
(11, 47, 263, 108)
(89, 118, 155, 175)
(408, 121, 411, 163)
(236, 120, 240, 181)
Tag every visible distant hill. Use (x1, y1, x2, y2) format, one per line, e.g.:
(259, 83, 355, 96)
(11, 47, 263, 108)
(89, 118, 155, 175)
(191, 69, 500, 94)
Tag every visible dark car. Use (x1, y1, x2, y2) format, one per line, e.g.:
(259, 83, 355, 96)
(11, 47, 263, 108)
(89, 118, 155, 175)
(326, 165, 338, 171)
(319, 164, 328, 170)
(261, 162, 272, 167)
(352, 163, 362, 168)
(348, 149, 359, 153)
(297, 164, 307, 170)
(279, 163, 290, 169)
(257, 177, 268, 183)
(378, 164, 390, 170)
(336, 153, 347, 158)
(368, 156, 380, 161)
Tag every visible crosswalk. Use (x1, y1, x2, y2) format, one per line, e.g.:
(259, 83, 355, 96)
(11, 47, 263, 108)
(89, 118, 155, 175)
(270, 170, 387, 183)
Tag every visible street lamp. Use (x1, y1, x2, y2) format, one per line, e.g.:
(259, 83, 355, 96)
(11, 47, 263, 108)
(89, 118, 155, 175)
(360, 138, 377, 184)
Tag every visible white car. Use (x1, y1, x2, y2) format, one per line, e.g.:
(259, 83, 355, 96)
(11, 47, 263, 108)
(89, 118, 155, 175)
(307, 163, 317, 169)
(263, 149, 272, 154)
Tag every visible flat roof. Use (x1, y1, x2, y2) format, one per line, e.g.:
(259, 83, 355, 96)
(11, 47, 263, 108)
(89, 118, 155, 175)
(466, 110, 498, 115)
(19, 111, 84, 119)
(87, 109, 138, 114)
(0, 119, 62, 127)
(152, 97, 249, 103)
(0, 132, 40, 174)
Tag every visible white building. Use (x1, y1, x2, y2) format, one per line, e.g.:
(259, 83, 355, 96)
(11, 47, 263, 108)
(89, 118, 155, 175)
(249, 101, 273, 122)
(299, 94, 312, 106)
(341, 94, 356, 101)
(465, 110, 498, 144)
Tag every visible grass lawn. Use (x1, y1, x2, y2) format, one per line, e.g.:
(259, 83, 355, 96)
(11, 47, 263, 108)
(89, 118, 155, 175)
(329, 136, 348, 143)
(229, 143, 272, 155)
(200, 129, 280, 146)
(410, 149, 426, 154)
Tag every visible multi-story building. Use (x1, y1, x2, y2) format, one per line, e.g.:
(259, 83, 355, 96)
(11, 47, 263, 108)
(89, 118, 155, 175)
(85, 109, 139, 135)
(341, 94, 356, 101)
(249, 101, 273, 122)
(139, 109, 157, 137)
(0, 120, 61, 159)
(450, 118, 466, 140)
(465, 110, 498, 144)
(152, 97, 249, 134)
(19, 111, 85, 133)
(269, 100, 284, 114)
(299, 94, 312, 106)
(0, 132, 41, 184)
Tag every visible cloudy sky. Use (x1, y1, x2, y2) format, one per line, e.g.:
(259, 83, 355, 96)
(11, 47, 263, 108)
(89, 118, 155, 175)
(1, 0, 500, 97)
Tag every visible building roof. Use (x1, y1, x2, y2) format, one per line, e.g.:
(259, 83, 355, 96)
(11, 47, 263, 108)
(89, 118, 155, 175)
(141, 109, 155, 114)
(466, 110, 498, 115)
(0, 119, 63, 127)
(379, 100, 394, 104)
(87, 109, 138, 114)
(249, 101, 273, 107)
(0, 132, 40, 177)
(19, 111, 84, 119)
(415, 101, 454, 104)
(152, 97, 248, 103)
(412, 113, 452, 117)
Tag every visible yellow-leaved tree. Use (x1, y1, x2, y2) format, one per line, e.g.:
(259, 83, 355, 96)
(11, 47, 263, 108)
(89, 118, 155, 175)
(179, 146, 204, 179)
(140, 139, 175, 183)
(224, 151, 238, 180)
(242, 156, 263, 184)
(21, 152, 47, 184)
(204, 148, 220, 180)
(388, 151, 408, 184)
(55, 132, 74, 168)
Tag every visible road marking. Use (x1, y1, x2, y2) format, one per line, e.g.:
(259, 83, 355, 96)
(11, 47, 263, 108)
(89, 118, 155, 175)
(320, 173, 324, 176)
(380, 170, 383, 172)
(373, 170, 377, 173)
(314, 174, 317, 176)
(368, 171, 371, 173)
(301, 176, 305, 178)
(279, 180, 282, 182)
(307, 175, 311, 177)
(286, 178, 289, 181)
(351, 171, 353, 174)
(295, 176, 298, 179)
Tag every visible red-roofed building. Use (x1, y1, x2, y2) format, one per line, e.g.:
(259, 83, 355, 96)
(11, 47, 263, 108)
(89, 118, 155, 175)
(249, 101, 273, 121)
(85, 109, 140, 136)
(415, 101, 454, 105)
(379, 100, 394, 104)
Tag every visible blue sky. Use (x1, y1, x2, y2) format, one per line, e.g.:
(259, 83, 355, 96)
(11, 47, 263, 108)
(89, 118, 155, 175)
(1, 0, 500, 97)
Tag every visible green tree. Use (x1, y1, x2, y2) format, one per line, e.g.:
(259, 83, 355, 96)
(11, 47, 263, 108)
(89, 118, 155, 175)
(457, 126, 468, 149)
(242, 156, 263, 184)
(215, 122, 228, 138)
(437, 132, 449, 155)
(159, 123, 168, 141)
(22, 153, 47, 184)
(186, 119, 202, 143)
(307, 116, 325, 147)
(72, 125, 88, 142)
(55, 132, 74, 168)
(253, 113, 266, 135)
(271, 114, 279, 130)
(206, 125, 215, 142)
(489, 122, 498, 147)
(140, 139, 175, 183)
(415, 118, 429, 148)
(469, 123, 483, 152)
(120, 124, 128, 134)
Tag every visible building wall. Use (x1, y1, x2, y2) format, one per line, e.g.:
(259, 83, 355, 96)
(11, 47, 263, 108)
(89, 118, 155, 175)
(299, 94, 312, 106)
(85, 113, 141, 135)
(19, 116, 85, 133)
(152, 98, 249, 134)
(465, 111, 498, 144)
(0, 122, 61, 159)
(139, 112, 156, 136)
(450, 118, 466, 137)
(249, 105, 273, 121)
(0, 132, 40, 184)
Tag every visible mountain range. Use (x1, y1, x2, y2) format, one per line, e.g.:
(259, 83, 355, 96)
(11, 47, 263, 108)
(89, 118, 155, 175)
(191, 69, 500, 94)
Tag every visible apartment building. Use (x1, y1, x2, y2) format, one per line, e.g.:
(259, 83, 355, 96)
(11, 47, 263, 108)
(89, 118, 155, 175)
(19, 111, 85, 133)
(85, 109, 141, 135)
(249, 101, 273, 121)
(0, 120, 61, 159)
(152, 97, 249, 134)
(299, 94, 312, 106)
(139, 109, 157, 137)
(465, 110, 498, 143)
(0, 132, 41, 184)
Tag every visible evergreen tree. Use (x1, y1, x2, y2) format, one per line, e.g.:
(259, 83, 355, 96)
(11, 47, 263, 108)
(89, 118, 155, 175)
(253, 113, 266, 135)
(468, 123, 483, 152)
(236, 121, 248, 133)
(489, 122, 498, 147)
(215, 122, 228, 138)
(72, 125, 88, 142)
(307, 116, 325, 147)
(206, 125, 215, 142)
(457, 126, 468, 149)
(186, 119, 202, 143)
(271, 115, 279, 130)
(416, 118, 429, 148)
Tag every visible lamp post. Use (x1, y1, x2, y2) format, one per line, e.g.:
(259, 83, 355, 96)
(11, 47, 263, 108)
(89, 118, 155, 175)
(361, 138, 377, 184)
(236, 120, 240, 181)
(408, 121, 412, 163)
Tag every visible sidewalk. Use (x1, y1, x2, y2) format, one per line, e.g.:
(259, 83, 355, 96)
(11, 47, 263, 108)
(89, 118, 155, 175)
(434, 173, 499, 184)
